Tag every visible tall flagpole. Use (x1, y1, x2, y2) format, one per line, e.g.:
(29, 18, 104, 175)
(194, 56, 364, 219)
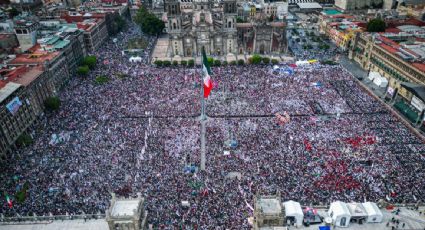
(200, 48, 207, 171)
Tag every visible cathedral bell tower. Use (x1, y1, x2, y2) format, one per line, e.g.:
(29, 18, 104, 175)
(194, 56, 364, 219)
(164, 0, 183, 56)
(222, 0, 237, 55)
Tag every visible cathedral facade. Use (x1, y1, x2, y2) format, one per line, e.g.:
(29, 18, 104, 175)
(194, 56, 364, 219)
(163, 0, 286, 57)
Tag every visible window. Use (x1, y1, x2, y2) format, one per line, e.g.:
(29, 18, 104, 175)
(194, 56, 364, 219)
(173, 23, 177, 30)
(228, 21, 232, 28)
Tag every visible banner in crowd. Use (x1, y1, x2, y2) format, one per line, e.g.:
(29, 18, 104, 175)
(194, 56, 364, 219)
(386, 86, 394, 97)
(6, 97, 22, 115)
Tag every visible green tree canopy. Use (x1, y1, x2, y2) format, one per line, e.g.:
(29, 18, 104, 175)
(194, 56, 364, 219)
(44, 96, 61, 111)
(8, 7, 20, 18)
(77, 65, 90, 76)
(16, 134, 33, 147)
(250, 54, 262, 64)
(367, 18, 386, 32)
(110, 15, 127, 35)
(135, 7, 165, 35)
(82, 56, 97, 69)
(188, 59, 195, 67)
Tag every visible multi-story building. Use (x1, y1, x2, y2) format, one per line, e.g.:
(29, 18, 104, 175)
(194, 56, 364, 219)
(38, 20, 87, 77)
(287, 0, 334, 5)
(78, 18, 108, 53)
(319, 12, 365, 51)
(335, 0, 383, 11)
(163, 0, 286, 57)
(62, 14, 108, 53)
(0, 65, 52, 157)
(13, 19, 40, 52)
(349, 30, 425, 101)
(0, 33, 19, 54)
(9, 44, 70, 93)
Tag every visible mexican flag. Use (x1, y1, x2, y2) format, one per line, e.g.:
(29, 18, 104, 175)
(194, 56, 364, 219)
(5, 192, 12, 208)
(202, 48, 213, 98)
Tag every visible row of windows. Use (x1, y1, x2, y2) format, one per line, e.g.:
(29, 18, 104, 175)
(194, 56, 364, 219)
(373, 46, 425, 83)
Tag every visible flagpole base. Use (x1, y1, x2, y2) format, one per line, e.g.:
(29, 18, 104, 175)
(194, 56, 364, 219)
(198, 114, 209, 121)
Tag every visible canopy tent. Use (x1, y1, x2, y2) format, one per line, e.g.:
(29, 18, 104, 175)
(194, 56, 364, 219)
(347, 203, 367, 223)
(129, 56, 142, 63)
(296, 60, 310, 66)
(328, 201, 351, 228)
(362, 202, 383, 223)
(283, 200, 304, 227)
(373, 76, 388, 88)
(368, 72, 381, 81)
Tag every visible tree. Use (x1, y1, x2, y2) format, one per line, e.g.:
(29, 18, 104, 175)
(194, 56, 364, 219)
(250, 54, 262, 64)
(214, 60, 221, 66)
(77, 65, 89, 76)
(44, 96, 61, 111)
(236, 17, 244, 23)
(230, 60, 237, 65)
(16, 134, 33, 147)
(207, 57, 214, 66)
(110, 15, 127, 35)
(163, 60, 171, 66)
(238, 59, 245, 65)
(154, 60, 163, 67)
(8, 7, 20, 18)
(367, 18, 386, 32)
(222, 61, 228, 66)
(188, 59, 195, 67)
(172, 60, 179, 66)
(82, 56, 97, 69)
(95, 75, 109, 84)
(262, 57, 270, 64)
(135, 7, 165, 36)
(180, 60, 187, 66)
(271, 59, 279, 65)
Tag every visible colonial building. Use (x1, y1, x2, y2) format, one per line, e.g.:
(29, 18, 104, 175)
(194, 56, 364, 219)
(163, 0, 286, 57)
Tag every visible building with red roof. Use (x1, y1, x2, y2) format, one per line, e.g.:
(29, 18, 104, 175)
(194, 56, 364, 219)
(0, 64, 54, 156)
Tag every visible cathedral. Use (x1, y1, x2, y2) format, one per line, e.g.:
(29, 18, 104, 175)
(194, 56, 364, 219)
(163, 0, 286, 57)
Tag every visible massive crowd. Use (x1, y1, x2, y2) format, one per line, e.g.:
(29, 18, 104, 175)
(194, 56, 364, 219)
(0, 21, 424, 229)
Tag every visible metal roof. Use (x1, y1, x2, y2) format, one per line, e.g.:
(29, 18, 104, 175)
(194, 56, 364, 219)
(0, 82, 21, 103)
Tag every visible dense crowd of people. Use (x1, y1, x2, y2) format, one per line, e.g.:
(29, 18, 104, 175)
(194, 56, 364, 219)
(0, 21, 424, 229)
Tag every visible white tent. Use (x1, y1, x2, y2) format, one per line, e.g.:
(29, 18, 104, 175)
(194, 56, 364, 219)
(328, 201, 351, 228)
(373, 76, 388, 88)
(296, 60, 310, 66)
(368, 71, 381, 81)
(362, 202, 383, 223)
(283, 200, 304, 227)
(129, 56, 142, 63)
(347, 203, 367, 223)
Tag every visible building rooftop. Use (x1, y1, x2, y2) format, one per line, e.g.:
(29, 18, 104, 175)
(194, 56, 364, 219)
(9, 45, 60, 65)
(257, 198, 282, 215)
(110, 200, 140, 217)
(297, 2, 322, 9)
(0, 82, 21, 103)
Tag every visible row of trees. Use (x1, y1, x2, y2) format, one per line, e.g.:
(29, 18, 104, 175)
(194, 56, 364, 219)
(77, 56, 97, 76)
(134, 7, 165, 35)
(154, 56, 280, 67)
